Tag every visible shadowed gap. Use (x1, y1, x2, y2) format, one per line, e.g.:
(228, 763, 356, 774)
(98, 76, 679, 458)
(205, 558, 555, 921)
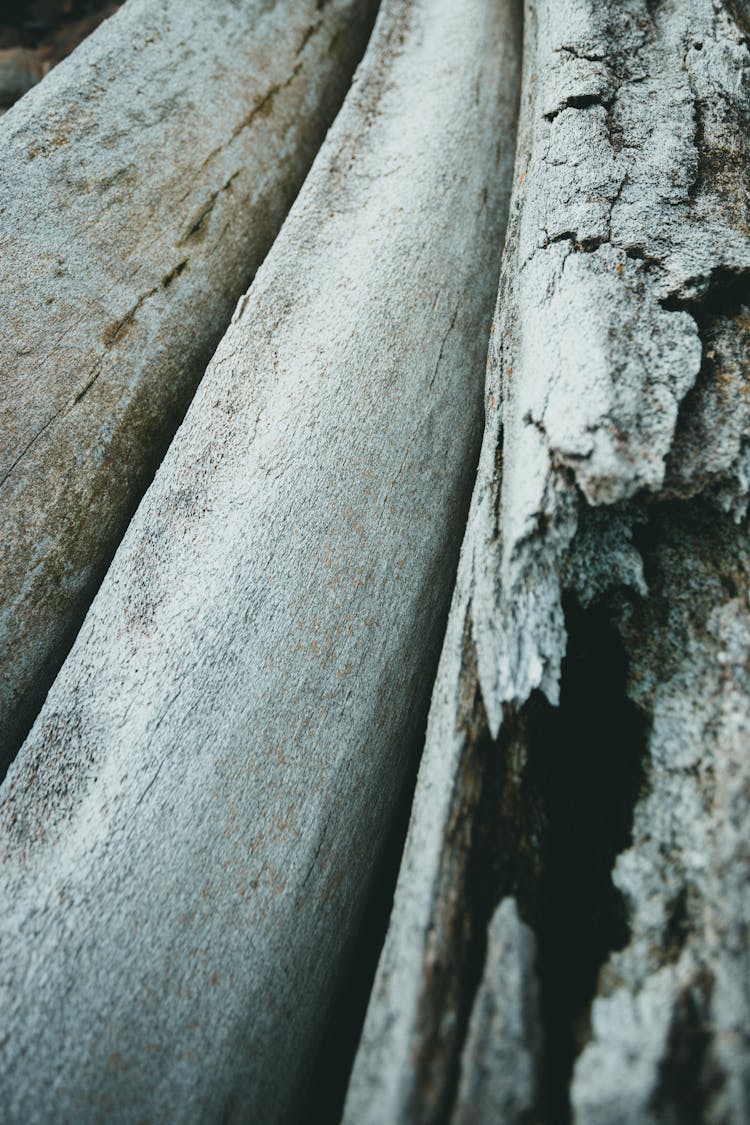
(307, 595, 649, 1124)
(295, 710, 428, 1125)
(525, 597, 648, 1123)
(451, 597, 648, 1124)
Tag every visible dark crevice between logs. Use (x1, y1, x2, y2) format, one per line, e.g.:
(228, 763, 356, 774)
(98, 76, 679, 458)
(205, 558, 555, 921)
(726, 0, 750, 44)
(404, 695, 534, 1125)
(297, 724, 428, 1125)
(404, 612, 522, 1125)
(660, 266, 750, 318)
(445, 597, 648, 1124)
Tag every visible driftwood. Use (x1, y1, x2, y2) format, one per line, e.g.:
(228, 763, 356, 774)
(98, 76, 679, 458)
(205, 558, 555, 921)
(346, 1, 750, 1121)
(0, 0, 520, 1120)
(0, 0, 377, 770)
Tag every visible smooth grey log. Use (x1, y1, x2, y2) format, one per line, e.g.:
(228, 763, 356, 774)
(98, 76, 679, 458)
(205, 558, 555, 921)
(0, 0, 520, 1120)
(0, 0, 377, 771)
(346, 0, 750, 1120)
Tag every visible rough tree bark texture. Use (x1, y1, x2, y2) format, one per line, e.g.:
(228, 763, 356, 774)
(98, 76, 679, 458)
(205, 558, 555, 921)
(0, 0, 378, 772)
(0, 0, 520, 1120)
(346, 0, 750, 1121)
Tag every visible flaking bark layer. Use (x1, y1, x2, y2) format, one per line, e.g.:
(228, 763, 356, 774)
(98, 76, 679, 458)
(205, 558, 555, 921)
(346, 1, 750, 1120)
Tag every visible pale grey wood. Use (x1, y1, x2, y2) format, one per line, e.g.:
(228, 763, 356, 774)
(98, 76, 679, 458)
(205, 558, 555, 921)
(0, 0, 520, 1120)
(346, 1, 750, 1120)
(452, 899, 540, 1125)
(0, 0, 377, 770)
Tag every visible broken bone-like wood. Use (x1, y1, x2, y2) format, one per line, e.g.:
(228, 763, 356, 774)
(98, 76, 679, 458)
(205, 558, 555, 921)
(0, 0, 378, 770)
(0, 0, 520, 1119)
(452, 898, 541, 1125)
(346, 0, 750, 1120)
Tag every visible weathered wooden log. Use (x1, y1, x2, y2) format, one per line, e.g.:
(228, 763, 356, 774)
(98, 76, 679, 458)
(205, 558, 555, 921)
(346, 0, 750, 1120)
(452, 899, 540, 1125)
(0, 0, 377, 771)
(0, 0, 520, 1119)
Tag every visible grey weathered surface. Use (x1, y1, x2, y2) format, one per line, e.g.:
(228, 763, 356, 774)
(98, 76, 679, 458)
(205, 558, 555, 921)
(0, 0, 377, 771)
(0, 0, 520, 1119)
(452, 899, 540, 1125)
(572, 509, 750, 1124)
(346, 0, 750, 1120)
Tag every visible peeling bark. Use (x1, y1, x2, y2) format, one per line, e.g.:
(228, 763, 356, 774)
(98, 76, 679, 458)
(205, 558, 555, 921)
(346, 1, 750, 1120)
(572, 507, 750, 1124)
(0, 0, 520, 1120)
(0, 0, 378, 771)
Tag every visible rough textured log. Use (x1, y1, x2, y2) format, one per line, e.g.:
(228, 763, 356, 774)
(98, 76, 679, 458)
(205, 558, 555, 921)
(346, 0, 750, 1120)
(572, 509, 750, 1124)
(452, 899, 540, 1125)
(0, 0, 520, 1119)
(0, 0, 377, 770)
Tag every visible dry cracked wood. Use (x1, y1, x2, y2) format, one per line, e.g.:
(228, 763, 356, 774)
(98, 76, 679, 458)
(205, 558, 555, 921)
(0, 0, 520, 1119)
(345, 0, 750, 1121)
(0, 0, 377, 771)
